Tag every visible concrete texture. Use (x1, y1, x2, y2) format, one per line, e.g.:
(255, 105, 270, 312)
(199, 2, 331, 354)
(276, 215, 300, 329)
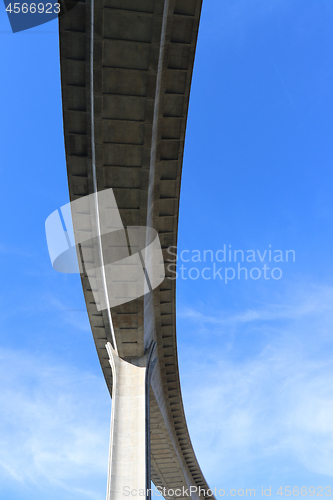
(59, 1, 213, 498)
(106, 342, 157, 500)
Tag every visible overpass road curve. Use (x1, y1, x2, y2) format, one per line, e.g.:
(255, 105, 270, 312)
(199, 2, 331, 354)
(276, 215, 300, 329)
(59, 1, 213, 499)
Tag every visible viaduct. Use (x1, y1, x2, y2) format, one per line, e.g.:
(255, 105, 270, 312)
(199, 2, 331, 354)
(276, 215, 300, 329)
(58, 1, 213, 499)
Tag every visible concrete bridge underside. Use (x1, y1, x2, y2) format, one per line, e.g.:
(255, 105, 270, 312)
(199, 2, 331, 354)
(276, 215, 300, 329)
(59, 1, 212, 499)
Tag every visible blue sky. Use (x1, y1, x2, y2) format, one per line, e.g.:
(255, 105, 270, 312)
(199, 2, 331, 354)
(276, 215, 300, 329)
(1, 1, 333, 499)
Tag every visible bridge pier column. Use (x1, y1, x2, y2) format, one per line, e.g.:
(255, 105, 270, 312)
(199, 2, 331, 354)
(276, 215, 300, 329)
(106, 342, 156, 500)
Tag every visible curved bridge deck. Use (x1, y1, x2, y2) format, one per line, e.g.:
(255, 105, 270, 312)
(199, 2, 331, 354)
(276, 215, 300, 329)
(59, 1, 212, 498)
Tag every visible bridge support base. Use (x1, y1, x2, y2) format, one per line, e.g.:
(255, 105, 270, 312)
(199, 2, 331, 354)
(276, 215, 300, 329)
(106, 342, 156, 500)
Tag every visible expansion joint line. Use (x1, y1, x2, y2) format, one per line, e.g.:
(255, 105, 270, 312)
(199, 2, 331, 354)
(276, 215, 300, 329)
(89, 0, 118, 353)
(147, 0, 170, 229)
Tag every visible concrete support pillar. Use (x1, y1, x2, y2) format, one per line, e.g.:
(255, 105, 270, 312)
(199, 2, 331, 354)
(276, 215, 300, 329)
(106, 342, 156, 500)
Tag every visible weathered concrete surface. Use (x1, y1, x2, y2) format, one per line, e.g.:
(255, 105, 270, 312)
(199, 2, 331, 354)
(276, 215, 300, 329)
(59, 0, 213, 498)
(107, 345, 147, 500)
(106, 342, 157, 500)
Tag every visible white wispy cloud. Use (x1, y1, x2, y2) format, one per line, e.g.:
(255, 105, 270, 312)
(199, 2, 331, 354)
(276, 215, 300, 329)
(0, 348, 110, 500)
(178, 282, 333, 329)
(2, 282, 332, 498)
(44, 294, 91, 332)
(0, 289, 91, 333)
(178, 282, 333, 487)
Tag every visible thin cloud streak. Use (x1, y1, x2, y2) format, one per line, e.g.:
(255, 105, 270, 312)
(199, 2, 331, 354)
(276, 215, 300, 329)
(178, 283, 333, 328)
(0, 348, 110, 500)
(178, 283, 333, 486)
